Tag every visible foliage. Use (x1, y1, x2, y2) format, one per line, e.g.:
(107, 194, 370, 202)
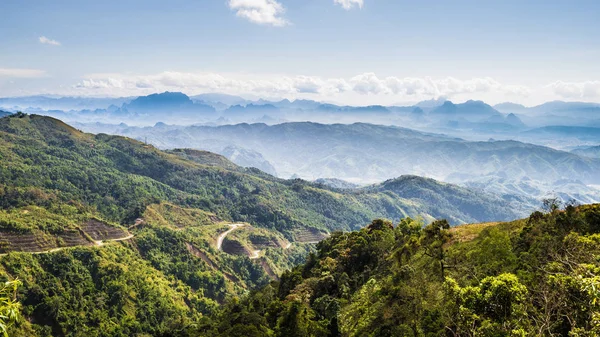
(207, 204, 600, 336)
(0, 279, 21, 337)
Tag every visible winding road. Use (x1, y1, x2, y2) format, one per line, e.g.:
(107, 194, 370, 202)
(94, 233, 135, 246)
(216, 224, 245, 250)
(215, 224, 265, 259)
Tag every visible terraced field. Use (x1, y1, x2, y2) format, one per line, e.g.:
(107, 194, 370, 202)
(293, 227, 329, 243)
(57, 229, 94, 247)
(248, 234, 284, 249)
(0, 219, 129, 254)
(81, 219, 128, 241)
(0, 231, 57, 253)
(0, 229, 94, 254)
(221, 238, 251, 257)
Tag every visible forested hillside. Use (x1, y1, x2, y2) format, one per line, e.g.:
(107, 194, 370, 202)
(204, 203, 600, 336)
(0, 114, 517, 234)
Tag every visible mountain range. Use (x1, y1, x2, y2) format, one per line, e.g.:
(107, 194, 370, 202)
(75, 120, 600, 208)
(0, 114, 521, 231)
(3, 92, 600, 152)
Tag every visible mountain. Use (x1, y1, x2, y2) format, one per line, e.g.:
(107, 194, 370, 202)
(219, 145, 278, 176)
(0, 114, 595, 336)
(123, 91, 216, 115)
(572, 145, 600, 159)
(314, 178, 359, 190)
(525, 126, 600, 143)
(493, 102, 527, 112)
(371, 175, 525, 224)
(430, 100, 503, 122)
(0, 114, 525, 335)
(0, 115, 519, 231)
(0, 95, 132, 111)
(224, 104, 280, 119)
(190, 93, 249, 106)
(530, 100, 600, 113)
(84, 121, 600, 199)
(506, 113, 525, 127)
(494, 101, 600, 128)
(415, 97, 448, 108)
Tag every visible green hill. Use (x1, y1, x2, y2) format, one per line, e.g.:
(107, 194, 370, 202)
(0, 114, 518, 235)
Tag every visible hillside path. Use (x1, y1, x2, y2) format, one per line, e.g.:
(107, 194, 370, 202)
(94, 233, 135, 246)
(216, 224, 244, 250)
(0, 231, 134, 257)
(249, 249, 261, 259)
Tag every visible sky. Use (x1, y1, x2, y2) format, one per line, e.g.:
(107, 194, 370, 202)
(0, 0, 599, 106)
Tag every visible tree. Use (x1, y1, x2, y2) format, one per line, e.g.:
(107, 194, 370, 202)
(444, 274, 528, 336)
(542, 198, 562, 214)
(0, 279, 21, 337)
(420, 219, 451, 278)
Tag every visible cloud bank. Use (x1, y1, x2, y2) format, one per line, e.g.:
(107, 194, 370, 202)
(38, 36, 61, 46)
(547, 80, 600, 100)
(228, 0, 289, 26)
(73, 71, 532, 102)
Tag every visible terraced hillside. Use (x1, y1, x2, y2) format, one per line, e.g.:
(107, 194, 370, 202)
(0, 205, 127, 254)
(81, 219, 128, 241)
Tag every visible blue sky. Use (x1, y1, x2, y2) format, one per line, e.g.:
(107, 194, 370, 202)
(1, 0, 599, 105)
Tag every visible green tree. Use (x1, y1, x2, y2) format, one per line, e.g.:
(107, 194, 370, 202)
(420, 219, 451, 278)
(0, 279, 21, 337)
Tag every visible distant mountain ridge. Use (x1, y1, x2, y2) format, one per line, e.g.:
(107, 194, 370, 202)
(96, 120, 600, 184)
(122, 91, 217, 116)
(4, 92, 600, 151)
(573, 145, 600, 159)
(431, 100, 502, 121)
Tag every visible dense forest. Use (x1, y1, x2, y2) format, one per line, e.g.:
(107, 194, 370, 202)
(202, 203, 600, 336)
(2, 201, 600, 335)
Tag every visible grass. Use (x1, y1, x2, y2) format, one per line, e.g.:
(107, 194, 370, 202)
(449, 219, 527, 243)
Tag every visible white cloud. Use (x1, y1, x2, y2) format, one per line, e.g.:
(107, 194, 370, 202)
(0, 68, 47, 78)
(38, 36, 61, 46)
(72, 71, 532, 103)
(334, 0, 364, 10)
(547, 80, 600, 99)
(228, 0, 289, 26)
(349, 73, 530, 98)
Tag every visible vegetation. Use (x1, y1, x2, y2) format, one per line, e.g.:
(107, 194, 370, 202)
(0, 114, 519, 238)
(2, 114, 598, 336)
(203, 203, 600, 336)
(0, 279, 20, 336)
